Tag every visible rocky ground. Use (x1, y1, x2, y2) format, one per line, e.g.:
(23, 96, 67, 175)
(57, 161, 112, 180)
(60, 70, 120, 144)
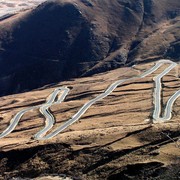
(0, 61, 179, 179)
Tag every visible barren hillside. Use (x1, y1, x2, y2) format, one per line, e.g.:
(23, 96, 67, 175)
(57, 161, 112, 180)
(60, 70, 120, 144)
(0, 0, 179, 96)
(0, 61, 179, 179)
(0, 1, 179, 179)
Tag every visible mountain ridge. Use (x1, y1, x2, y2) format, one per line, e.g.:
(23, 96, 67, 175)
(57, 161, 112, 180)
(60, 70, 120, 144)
(0, 0, 179, 96)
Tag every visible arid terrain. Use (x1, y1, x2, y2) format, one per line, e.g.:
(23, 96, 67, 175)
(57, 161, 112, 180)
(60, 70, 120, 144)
(0, 0, 179, 179)
(0, 61, 179, 179)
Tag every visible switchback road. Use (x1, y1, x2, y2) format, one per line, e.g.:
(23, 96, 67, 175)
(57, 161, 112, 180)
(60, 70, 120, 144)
(0, 59, 179, 140)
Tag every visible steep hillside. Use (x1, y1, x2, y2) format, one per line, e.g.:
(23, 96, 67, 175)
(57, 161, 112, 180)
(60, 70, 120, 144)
(0, 0, 179, 96)
(0, 61, 179, 179)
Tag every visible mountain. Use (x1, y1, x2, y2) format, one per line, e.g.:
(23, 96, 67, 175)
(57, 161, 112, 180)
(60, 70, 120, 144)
(0, 1, 179, 179)
(0, 0, 179, 96)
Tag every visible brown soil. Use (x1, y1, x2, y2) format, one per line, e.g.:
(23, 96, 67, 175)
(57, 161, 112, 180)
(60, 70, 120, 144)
(0, 61, 179, 179)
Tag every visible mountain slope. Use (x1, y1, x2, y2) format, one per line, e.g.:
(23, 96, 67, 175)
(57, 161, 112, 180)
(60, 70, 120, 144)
(0, 0, 179, 96)
(0, 60, 179, 179)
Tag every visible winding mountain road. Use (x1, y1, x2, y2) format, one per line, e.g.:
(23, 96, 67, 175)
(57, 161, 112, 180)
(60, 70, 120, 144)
(0, 59, 179, 140)
(152, 61, 179, 122)
(34, 87, 69, 139)
(0, 87, 69, 139)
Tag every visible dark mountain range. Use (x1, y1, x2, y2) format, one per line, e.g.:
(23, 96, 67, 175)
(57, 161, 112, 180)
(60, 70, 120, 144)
(0, 0, 179, 96)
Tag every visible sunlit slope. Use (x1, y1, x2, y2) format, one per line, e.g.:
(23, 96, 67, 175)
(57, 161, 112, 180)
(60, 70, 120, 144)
(0, 61, 179, 179)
